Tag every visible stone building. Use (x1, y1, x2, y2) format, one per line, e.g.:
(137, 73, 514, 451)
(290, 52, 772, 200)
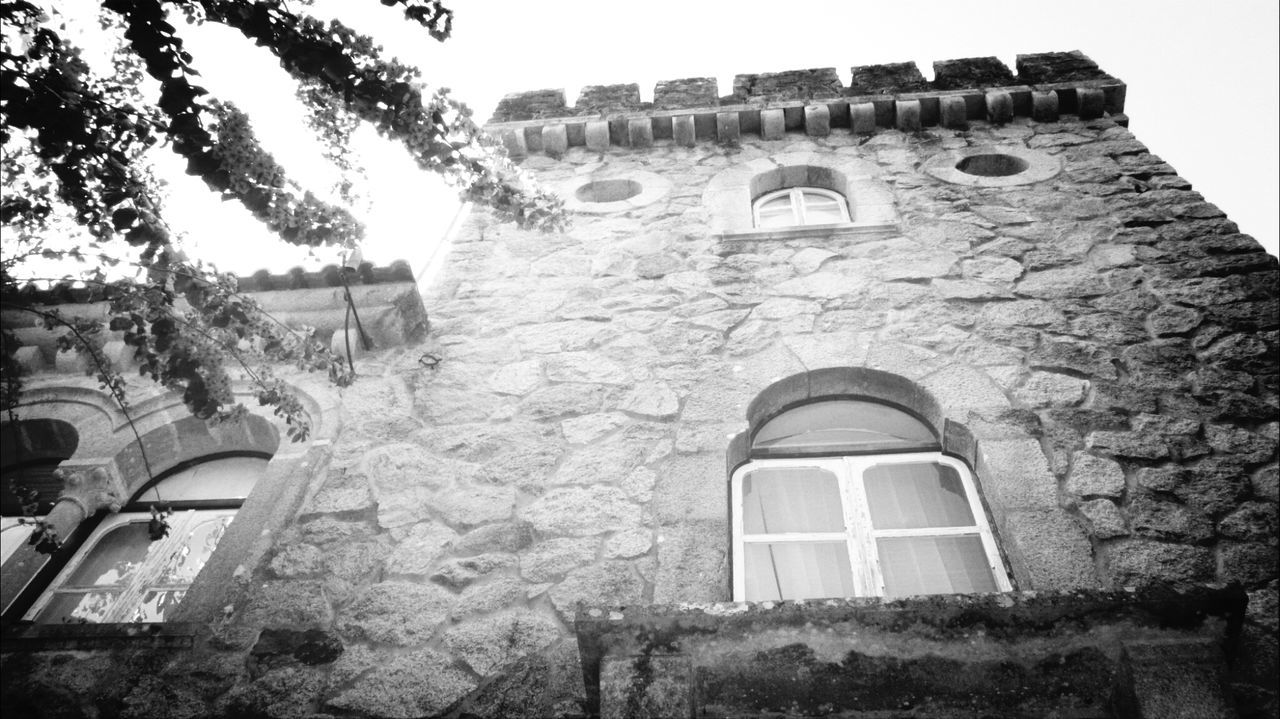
(1, 51, 1277, 718)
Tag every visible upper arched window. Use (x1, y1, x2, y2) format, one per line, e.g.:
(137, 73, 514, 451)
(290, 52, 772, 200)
(752, 187, 850, 228)
(731, 398, 1009, 602)
(22, 454, 268, 623)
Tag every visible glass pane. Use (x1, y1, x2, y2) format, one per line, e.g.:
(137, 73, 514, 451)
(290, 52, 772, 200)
(41, 590, 120, 623)
(742, 467, 844, 534)
(753, 401, 936, 453)
(132, 456, 268, 503)
(63, 522, 152, 587)
(158, 515, 233, 584)
(744, 541, 854, 600)
(132, 590, 186, 622)
(877, 535, 996, 597)
(1, 516, 36, 565)
(863, 463, 975, 530)
(800, 192, 846, 224)
(756, 196, 797, 228)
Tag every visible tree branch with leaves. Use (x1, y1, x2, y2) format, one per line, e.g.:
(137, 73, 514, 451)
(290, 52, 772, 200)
(2, 0, 565, 546)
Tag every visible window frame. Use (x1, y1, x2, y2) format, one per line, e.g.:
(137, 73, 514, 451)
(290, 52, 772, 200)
(751, 187, 851, 228)
(22, 508, 238, 623)
(10, 452, 270, 624)
(730, 451, 1011, 601)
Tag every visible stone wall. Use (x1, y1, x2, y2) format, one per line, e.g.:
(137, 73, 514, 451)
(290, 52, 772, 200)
(2, 64, 1278, 719)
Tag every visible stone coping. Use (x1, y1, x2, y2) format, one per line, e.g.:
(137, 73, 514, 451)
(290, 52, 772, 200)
(574, 586, 1246, 718)
(3, 280, 428, 376)
(484, 52, 1126, 158)
(0, 620, 198, 652)
(6, 260, 416, 305)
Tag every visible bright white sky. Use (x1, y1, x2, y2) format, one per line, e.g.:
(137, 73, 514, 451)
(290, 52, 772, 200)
(55, 0, 1280, 273)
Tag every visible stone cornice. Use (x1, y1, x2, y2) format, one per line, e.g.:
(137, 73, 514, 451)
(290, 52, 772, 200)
(484, 51, 1127, 158)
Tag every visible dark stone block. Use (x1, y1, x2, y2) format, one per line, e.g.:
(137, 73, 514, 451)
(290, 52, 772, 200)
(1016, 51, 1116, 84)
(574, 83, 644, 116)
(731, 68, 843, 102)
(653, 77, 719, 110)
(847, 62, 931, 95)
(932, 56, 1017, 89)
(489, 88, 568, 123)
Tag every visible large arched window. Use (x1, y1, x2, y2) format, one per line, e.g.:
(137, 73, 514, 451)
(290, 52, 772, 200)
(731, 399, 1009, 602)
(752, 187, 850, 228)
(22, 454, 268, 623)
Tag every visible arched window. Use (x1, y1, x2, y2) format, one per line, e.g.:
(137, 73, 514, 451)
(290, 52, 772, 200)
(731, 399, 1009, 602)
(752, 187, 850, 228)
(23, 454, 268, 623)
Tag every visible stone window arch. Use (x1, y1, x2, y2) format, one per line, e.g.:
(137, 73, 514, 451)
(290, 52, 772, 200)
(703, 152, 899, 238)
(727, 367, 1010, 601)
(20, 453, 270, 623)
(0, 379, 335, 625)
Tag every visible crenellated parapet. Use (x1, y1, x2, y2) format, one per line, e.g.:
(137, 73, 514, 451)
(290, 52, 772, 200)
(485, 51, 1126, 158)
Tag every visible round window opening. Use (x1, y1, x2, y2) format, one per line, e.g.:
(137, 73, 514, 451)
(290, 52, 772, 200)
(576, 179, 642, 203)
(955, 153, 1030, 177)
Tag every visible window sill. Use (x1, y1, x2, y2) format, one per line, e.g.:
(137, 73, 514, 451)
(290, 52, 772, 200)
(0, 620, 197, 652)
(717, 220, 899, 242)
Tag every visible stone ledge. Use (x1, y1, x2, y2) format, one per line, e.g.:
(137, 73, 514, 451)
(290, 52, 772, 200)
(717, 221, 900, 243)
(575, 586, 1246, 718)
(0, 620, 198, 652)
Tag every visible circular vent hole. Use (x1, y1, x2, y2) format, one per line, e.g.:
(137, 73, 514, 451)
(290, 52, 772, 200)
(955, 154, 1030, 177)
(576, 179, 642, 203)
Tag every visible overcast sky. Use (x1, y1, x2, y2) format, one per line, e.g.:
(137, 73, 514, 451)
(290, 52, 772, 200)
(150, 0, 1279, 271)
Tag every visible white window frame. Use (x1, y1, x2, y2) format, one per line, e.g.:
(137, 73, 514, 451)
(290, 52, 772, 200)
(730, 451, 1011, 601)
(752, 187, 851, 228)
(23, 508, 237, 623)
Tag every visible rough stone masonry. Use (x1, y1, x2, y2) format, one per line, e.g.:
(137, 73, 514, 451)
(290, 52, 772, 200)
(1, 51, 1276, 719)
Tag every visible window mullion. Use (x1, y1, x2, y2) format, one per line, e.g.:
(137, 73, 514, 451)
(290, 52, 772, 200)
(842, 457, 880, 596)
(790, 187, 806, 225)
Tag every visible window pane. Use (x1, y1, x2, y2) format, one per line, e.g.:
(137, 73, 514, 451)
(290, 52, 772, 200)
(40, 590, 120, 623)
(800, 191, 846, 224)
(744, 541, 854, 600)
(863, 463, 975, 529)
(132, 456, 268, 503)
(742, 467, 844, 534)
(755, 196, 797, 228)
(63, 522, 152, 587)
(158, 515, 233, 584)
(132, 590, 186, 622)
(753, 400, 936, 453)
(877, 535, 996, 597)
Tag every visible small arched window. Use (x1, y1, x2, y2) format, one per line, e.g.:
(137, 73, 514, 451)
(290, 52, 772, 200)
(23, 455, 268, 623)
(752, 187, 850, 228)
(731, 399, 1008, 602)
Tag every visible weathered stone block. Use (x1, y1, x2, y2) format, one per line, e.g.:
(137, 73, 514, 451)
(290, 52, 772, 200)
(584, 119, 610, 151)
(850, 102, 877, 133)
(803, 104, 830, 136)
(1031, 90, 1060, 121)
(1077, 87, 1105, 119)
(541, 124, 568, 156)
(758, 108, 784, 140)
(940, 95, 968, 129)
(715, 111, 739, 144)
(627, 118, 653, 148)
(894, 99, 922, 132)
